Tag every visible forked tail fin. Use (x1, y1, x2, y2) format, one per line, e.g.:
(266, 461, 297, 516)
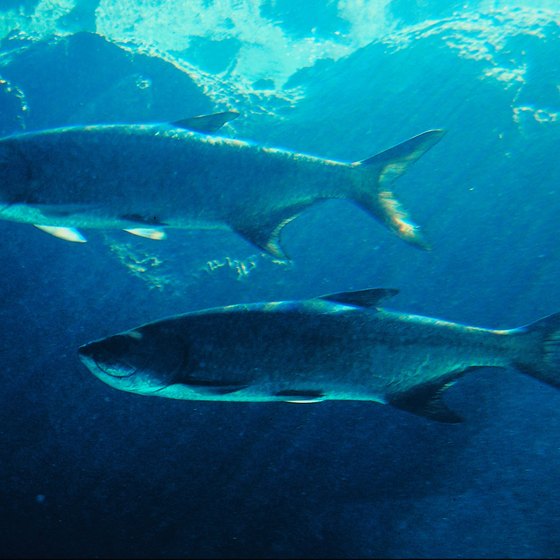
(352, 129, 445, 249)
(512, 311, 560, 390)
(230, 129, 445, 260)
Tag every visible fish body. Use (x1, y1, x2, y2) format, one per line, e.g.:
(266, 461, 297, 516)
(78, 288, 560, 422)
(0, 111, 444, 257)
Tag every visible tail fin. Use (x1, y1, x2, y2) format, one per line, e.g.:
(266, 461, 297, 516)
(352, 129, 445, 250)
(513, 312, 560, 389)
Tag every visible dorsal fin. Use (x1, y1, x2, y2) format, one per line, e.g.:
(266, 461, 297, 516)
(172, 111, 239, 134)
(317, 288, 398, 308)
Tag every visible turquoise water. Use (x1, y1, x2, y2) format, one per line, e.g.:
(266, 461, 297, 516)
(0, 1, 559, 557)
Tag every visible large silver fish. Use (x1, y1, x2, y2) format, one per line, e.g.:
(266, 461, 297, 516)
(0, 111, 444, 258)
(78, 288, 560, 422)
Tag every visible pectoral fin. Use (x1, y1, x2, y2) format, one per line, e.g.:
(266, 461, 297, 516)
(276, 389, 325, 403)
(38, 204, 98, 218)
(285, 399, 323, 404)
(34, 225, 87, 243)
(178, 375, 248, 396)
(188, 384, 249, 396)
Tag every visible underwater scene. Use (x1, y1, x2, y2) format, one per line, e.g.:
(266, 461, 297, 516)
(1, 0, 560, 558)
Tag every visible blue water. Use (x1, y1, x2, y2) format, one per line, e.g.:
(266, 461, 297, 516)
(1, 1, 560, 558)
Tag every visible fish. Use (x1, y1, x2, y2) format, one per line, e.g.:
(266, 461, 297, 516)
(0, 111, 444, 259)
(78, 288, 560, 423)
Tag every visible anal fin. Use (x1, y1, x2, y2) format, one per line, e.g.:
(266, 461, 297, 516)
(389, 380, 463, 423)
(34, 225, 87, 243)
(233, 203, 310, 261)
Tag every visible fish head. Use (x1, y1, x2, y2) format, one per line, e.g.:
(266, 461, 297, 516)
(78, 325, 186, 395)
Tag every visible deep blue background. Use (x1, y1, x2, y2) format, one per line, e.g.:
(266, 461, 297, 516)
(1, 2, 560, 558)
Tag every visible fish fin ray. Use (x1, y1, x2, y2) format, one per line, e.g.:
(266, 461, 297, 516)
(233, 204, 309, 260)
(37, 204, 96, 217)
(317, 288, 398, 308)
(276, 390, 324, 403)
(172, 111, 239, 134)
(355, 129, 445, 179)
(123, 228, 166, 240)
(513, 311, 560, 389)
(352, 129, 445, 250)
(178, 375, 248, 395)
(188, 384, 248, 396)
(121, 213, 167, 226)
(387, 366, 480, 423)
(34, 225, 87, 243)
